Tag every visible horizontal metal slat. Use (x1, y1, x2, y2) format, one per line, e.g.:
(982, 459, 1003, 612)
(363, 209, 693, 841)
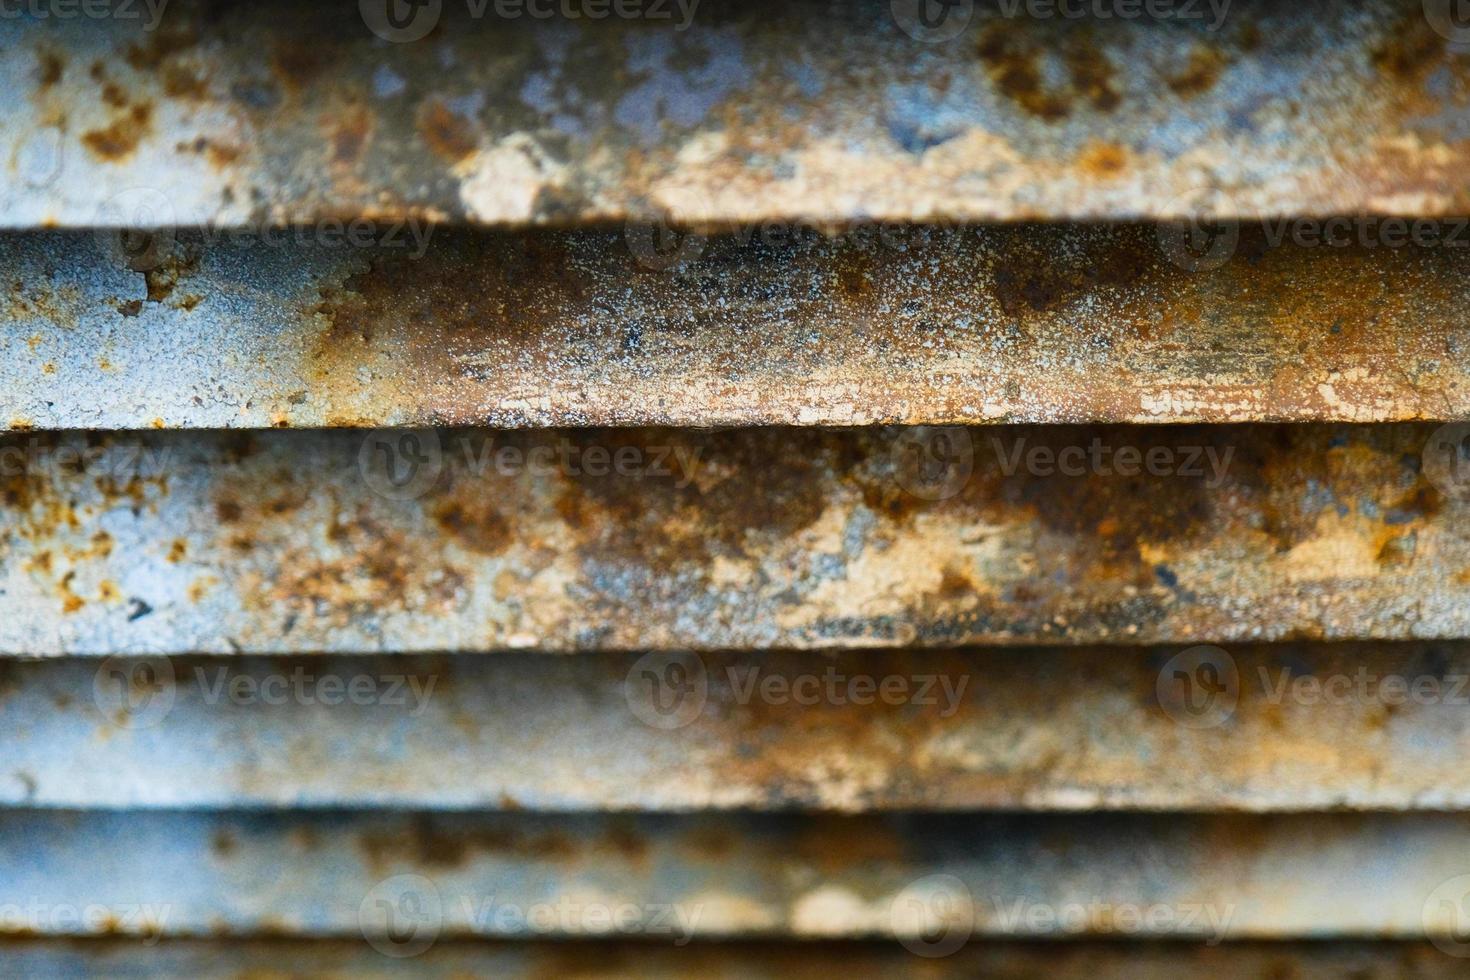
(6, 810, 1470, 941)
(4, 0, 1468, 227)
(0, 939, 1459, 978)
(5, 225, 1470, 430)
(2, 424, 1467, 654)
(9, 644, 1470, 812)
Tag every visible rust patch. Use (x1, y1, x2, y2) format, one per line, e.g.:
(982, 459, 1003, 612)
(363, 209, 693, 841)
(124, 27, 198, 72)
(1167, 44, 1230, 97)
(418, 100, 477, 163)
(34, 50, 62, 89)
(270, 40, 332, 92)
(161, 64, 209, 100)
(81, 103, 153, 162)
(1077, 141, 1128, 178)
(329, 104, 374, 167)
(977, 28, 1119, 119)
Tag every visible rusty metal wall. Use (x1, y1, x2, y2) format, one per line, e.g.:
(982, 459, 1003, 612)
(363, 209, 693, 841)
(6, 0, 1470, 972)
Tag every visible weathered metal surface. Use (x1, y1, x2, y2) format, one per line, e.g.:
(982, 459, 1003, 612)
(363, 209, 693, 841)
(2, 424, 1467, 654)
(1, 939, 1461, 978)
(5, 0, 1470, 227)
(6, 225, 1470, 430)
(11, 644, 1470, 811)
(5, 810, 1470, 940)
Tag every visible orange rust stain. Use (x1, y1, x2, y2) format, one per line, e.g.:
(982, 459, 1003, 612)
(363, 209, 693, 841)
(418, 100, 478, 163)
(167, 538, 187, 563)
(330, 104, 375, 167)
(125, 27, 198, 72)
(35, 50, 63, 89)
(976, 28, 1119, 119)
(59, 571, 84, 613)
(1077, 141, 1128, 179)
(1166, 44, 1230, 97)
(161, 63, 209, 100)
(433, 499, 512, 556)
(357, 817, 579, 873)
(187, 577, 215, 603)
(81, 103, 153, 162)
(206, 142, 242, 169)
(1372, 9, 1446, 81)
(271, 40, 331, 92)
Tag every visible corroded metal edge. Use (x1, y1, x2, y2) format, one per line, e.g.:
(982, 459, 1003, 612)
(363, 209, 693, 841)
(6, 810, 1470, 940)
(5, 225, 1470, 430)
(4, 0, 1469, 227)
(2, 425, 1467, 653)
(0, 939, 1459, 978)
(9, 644, 1470, 812)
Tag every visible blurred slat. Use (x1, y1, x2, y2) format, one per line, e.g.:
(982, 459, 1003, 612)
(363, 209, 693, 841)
(4, 0, 1469, 227)
(6, 226, 1470, 430)
(3, 424, 1466, 654)
(0, 939, 1460, 978)
(10, 645, 1470, 812)
(6, 810, 1470, 940)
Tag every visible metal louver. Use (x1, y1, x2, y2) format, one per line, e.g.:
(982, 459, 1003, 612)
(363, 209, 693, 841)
(6, 0, 1470, 974)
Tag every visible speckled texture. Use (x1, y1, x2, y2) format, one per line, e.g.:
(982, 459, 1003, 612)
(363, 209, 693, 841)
(5, 0, 1470, 227)
(9, 644, 1470, 811)
(4, 225, 1470, 430)
(0, 424, 1463, 653)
